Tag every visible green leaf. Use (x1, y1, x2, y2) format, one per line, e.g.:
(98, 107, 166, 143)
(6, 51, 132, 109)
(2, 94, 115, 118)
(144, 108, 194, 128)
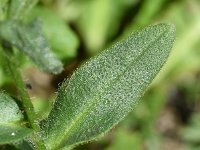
(0, 125, 33, 144)
(0, 20, 63, 74)
(0, 92, 33, 144)
(42, 23, 175, 149)
(0, 92, 23, 123)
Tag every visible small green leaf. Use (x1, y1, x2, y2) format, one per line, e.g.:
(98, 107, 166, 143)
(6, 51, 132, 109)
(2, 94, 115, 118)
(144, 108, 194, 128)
(0, 92, 23, 123)
(0, 92, 33, 144)
(0, 125, 33, 144)
(42, 23, 175, 149)
(0, 20, 63, 74)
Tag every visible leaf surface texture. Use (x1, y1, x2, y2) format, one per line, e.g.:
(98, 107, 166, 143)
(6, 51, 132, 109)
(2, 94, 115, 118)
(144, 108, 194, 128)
(42, 23, 175, 149)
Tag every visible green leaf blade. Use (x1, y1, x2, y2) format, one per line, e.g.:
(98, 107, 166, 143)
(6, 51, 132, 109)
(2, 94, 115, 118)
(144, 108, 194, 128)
(0, 92, 23, 123)
(0, 92, 33, 144)
(0, 125, 33, 145)
(43, 23, 175, 149)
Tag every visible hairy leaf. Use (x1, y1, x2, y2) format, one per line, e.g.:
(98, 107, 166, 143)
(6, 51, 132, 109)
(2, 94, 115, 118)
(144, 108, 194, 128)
(42, 23, 175, 149)
(0, 20, 63, 74)
(0, 92, 33, 144)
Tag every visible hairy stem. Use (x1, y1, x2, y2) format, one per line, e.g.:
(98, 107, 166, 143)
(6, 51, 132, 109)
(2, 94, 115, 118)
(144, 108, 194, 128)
(1, 46, 46, 149)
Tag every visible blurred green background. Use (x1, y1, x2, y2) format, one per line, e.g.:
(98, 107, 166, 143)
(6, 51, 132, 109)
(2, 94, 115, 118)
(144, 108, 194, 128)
(1, 0, 200, 150)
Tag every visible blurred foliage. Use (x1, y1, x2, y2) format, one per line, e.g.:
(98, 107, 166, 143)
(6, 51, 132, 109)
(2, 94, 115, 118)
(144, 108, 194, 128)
(1, 0, 200, 149)
(106, 129, 143, 150)
(26, 6, 79, 61)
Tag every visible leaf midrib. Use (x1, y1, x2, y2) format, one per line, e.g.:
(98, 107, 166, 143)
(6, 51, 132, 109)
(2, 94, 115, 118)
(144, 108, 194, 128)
(52, 29, 168, 149)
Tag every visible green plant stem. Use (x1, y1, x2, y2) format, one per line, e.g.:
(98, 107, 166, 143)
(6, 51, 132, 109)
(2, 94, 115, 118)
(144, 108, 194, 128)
(1, 48, 46, 149)
(5, 54, 35, 128)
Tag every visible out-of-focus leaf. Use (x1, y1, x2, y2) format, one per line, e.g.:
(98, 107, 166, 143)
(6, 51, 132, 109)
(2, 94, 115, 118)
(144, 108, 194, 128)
(0, 92, 33, 144)
(77, 0, 112, 54)
(53, 0, 85, 22)
(106, 129, 142, 150)
(124, 0, 167, 36)
(0, 68, 3, 86)
(0, 52, 5, 86)
(181, 113, 200, 143)
(0, 47, 13, 86)
(153, 0, 200, 85)
(0, 0, 8, 20)
(27, 6, 79, 61)
(0, 20, 63, 74)
(42, 24, 175, 149)
(75, 0, 138, 55)
(8, 0, 38, 20)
